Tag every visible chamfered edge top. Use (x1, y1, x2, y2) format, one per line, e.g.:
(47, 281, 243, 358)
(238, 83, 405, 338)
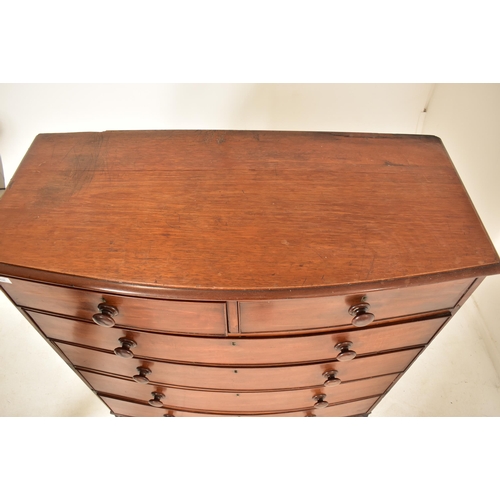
(0, 130, 499, 300)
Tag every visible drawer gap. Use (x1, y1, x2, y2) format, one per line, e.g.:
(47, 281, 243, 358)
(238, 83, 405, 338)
(54, 337, 427, 368)
(97, 392, 387, 416)
(76, 365, 404, 393)
(23, 305, 451, 339)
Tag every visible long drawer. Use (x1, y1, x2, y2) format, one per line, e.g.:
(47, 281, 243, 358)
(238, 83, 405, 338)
(239, 278, 472, 332)
(3, 278, 227, 335)
(32, 311, 445, 365)
(103, 395, 380, 417)
(58, 341, 421, 390)
(83, 370, 398, 413)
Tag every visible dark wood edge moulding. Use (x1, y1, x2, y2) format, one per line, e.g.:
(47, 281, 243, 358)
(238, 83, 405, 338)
(30, 129, 441, 140)
(1, 262, 499, 302)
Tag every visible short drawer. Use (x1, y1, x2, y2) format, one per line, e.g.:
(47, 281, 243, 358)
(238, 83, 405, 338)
(57, 341, 421, 391)
(4, 278, 226, 335)
(103, 395, 379, 417)
(239, 278, 473, 332)
(32, 310, 445, 365)
(82, 370, 398, 413)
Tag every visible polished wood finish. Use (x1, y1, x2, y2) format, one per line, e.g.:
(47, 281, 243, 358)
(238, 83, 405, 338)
(238, 278, 471, 332)
(5, 278, 227, 335)
(31, 311, 445, 365)
(0, 261, 493, 301)
(1, 132, 499, 294)
(83, 370, 398, 413)
(114, 338, 137, 358)
(1, 131, 499, 416)
(349, 303, 375, 327)
(92, 303, 119, 327)
(323, 370, 342, 387)
(226, 301, 239, 333)
(133, 367, 151, 384)
(335, 342, 357, 361)
(102, 395, 380, 417)
(148, 392, 165, 407)
(55, 341, 421, 391)
(312, 394, 329, 408)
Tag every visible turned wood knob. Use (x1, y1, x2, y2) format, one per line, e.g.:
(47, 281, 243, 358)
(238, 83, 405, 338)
(149, 392, 165, 407)
(92, 303, 119, 327)
(133, 367, 151, 384)
(335, 341, 357, 361)
(323, 370, 342, 386)
(312, 394, 329, 409)
(114, 337, 137, 358)
(348, 302, 375, 327)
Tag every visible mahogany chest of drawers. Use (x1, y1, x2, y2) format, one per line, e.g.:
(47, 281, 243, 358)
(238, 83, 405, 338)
(1, 130, 499, 417)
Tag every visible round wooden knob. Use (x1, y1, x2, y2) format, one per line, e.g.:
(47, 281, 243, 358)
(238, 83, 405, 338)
(133, 367, 151, 384)
(348, 302, 375, 327)
(335, 341, 357, 361)
(312, 394, 329, 409)
(148, 392, 165, 407)
(114, 337, 137, 358)
(323, 370, 342, 386)
(92, 303, 119, 327)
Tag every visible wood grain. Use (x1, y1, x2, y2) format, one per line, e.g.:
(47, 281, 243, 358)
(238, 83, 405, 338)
(5, 278, 226, 335)
(239, 278, 470, 332)
(2, 130, 500, 417)
(56, 341, 421, 391)
(84, 370, 398, 413)
(0, 131, 498, 295)
(102, 395, 380, 417)
(30, 311, 444, 365)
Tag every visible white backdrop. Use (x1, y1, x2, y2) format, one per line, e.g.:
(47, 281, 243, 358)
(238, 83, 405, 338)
(0, 83, 499, 417)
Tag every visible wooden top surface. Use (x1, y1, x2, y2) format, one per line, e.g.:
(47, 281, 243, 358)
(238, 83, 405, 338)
(0, 130, 498, 297)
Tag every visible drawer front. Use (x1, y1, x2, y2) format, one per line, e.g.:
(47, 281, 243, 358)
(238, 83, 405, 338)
(4, 278, 226, 335)
(239, 278, 472, 332)
(103, 395, 379, 417)
(33, 311, 444, 365)
(82, 370, 397, 413)
(58, 341, 421, 391)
